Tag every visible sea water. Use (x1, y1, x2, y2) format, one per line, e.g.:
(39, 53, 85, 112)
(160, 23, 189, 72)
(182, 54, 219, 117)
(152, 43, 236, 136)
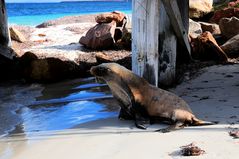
(6, 1, 132, 26)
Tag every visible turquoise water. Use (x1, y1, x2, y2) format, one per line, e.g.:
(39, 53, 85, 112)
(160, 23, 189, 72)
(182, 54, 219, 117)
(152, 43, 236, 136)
(6, 1, 132, 26)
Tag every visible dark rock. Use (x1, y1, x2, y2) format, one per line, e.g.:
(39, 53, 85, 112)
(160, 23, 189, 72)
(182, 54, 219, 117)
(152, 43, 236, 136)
(221, 34, 239, 57)
(18, 52, 82, 82)
(190, 31, 228, 62)
(24, 58, 81, 82)
(180, 143, 205, 156)
(219, 17, 239, 39)
(0, 52, 20, 81)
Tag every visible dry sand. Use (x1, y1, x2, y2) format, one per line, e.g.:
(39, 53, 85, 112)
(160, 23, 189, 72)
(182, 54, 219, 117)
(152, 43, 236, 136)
(0, 64, 239, 159)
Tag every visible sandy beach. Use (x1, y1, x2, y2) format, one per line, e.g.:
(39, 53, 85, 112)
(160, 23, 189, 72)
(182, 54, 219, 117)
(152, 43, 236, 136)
(1, 64, 239, 159)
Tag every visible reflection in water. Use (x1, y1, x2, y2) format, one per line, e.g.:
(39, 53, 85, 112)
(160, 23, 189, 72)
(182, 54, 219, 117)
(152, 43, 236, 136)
(0, 78, 119, 136)
(21, 101, 117, 133)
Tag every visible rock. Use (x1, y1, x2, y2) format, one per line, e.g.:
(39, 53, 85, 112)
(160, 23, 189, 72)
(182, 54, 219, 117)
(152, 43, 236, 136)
(95, 11, 126, 26)
(19, 52, 81, 82)
(0, 54, 19, 81)
(0, 45, 17, 59)
(190, 31, 228, 62)
(199, 22, 220, 34)
(210, 7, 239, 23)
(95, 52, 131, 69)
(79, 21, 116, 50)
(189, 19, 202, 38)
(189, 0, 213, 18)
(221, 34, 239, 57)
(219, 17, 239, 39)
(24, 58, 80, 82)
(36, 15, 96, 28)
(9, 26, 26, 43)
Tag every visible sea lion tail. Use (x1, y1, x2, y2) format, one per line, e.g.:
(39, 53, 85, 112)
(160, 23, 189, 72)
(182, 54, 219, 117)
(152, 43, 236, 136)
(192, 117, 217, 126)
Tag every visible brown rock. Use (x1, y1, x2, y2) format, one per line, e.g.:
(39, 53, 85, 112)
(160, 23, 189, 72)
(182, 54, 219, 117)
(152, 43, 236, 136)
(221, 34, 239, 58)
(95, 52, 131, 69)
(199, 22, 221, 34)
(189, 0, 213, 18)
(9, 26, 26, 43)
(79, 21, 116, 50)
(219, 17, 239, 39)
(210, 8, 239, 23)
(95, 11, 125, 26)
(190, 31, 228, 62)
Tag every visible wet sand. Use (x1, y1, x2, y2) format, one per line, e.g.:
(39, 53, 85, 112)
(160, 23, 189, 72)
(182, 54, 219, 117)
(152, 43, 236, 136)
(1, 64, 239, 159)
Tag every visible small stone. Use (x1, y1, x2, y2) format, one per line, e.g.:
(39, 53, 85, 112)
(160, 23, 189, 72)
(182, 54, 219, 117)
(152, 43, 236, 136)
(180, 142, 205, 156)
(229, 129, 239, 139)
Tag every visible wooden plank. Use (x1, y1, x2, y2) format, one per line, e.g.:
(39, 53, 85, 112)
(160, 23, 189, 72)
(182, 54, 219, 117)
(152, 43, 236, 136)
(161, 0, 191, 56)
(0, 0, 11, 48)
(158, 1, 177, 86)
(132, 0, 160, 86)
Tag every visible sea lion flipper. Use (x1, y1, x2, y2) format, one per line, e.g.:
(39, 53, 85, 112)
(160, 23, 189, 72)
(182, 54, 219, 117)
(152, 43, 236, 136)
(192, 117, 217, 126)
(134, 113, 150, 129)
(118, 108, 134, 120)
(156, 122, 185, 133)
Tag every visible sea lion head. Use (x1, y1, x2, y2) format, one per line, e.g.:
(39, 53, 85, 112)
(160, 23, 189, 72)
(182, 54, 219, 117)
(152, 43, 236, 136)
(90, 63, 126, 81)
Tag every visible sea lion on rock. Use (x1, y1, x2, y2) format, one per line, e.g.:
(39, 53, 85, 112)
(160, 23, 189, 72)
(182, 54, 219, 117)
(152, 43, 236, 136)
(90, 63, 215, 132)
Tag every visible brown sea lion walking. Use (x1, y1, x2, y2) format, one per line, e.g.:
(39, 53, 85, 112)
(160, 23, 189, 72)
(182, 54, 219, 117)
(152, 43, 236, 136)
(90, 63, 215, 132)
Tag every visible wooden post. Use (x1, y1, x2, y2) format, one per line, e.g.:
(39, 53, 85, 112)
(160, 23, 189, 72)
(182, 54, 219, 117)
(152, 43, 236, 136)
(132, 0, 189, 86)
(132, 0, 160, 86)
(0, 0, 11, 47)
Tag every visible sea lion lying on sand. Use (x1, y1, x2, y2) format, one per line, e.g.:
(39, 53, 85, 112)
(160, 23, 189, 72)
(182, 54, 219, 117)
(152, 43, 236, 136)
(90, 63, 215, 132)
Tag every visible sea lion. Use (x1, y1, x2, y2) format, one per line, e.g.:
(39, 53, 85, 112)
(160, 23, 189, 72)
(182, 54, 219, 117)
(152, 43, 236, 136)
(90, 63, 215, 132)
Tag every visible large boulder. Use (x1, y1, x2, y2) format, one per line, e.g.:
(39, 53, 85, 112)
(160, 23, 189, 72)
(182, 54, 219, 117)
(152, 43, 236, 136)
(95, 11, 126, 26)
(199, 22, 221, 34)
(189, 0, 213, 18)
(189, 19, 202, 38)
(190, 31, 228, 62)
(19, 52, 81, 82)
(9, 26, 26, 43)
(221, 34, 239, 57)
(79, 21, 116, 50)
(219, 17, 239, 39)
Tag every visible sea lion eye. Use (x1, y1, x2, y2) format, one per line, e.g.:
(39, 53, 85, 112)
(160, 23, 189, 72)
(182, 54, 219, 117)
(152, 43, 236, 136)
(97, 67, 108, 75)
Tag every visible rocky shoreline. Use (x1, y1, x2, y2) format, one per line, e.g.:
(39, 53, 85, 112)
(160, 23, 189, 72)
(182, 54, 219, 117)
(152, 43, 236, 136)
(1, 0, 239, 84)
(4, 13, 131, 83)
